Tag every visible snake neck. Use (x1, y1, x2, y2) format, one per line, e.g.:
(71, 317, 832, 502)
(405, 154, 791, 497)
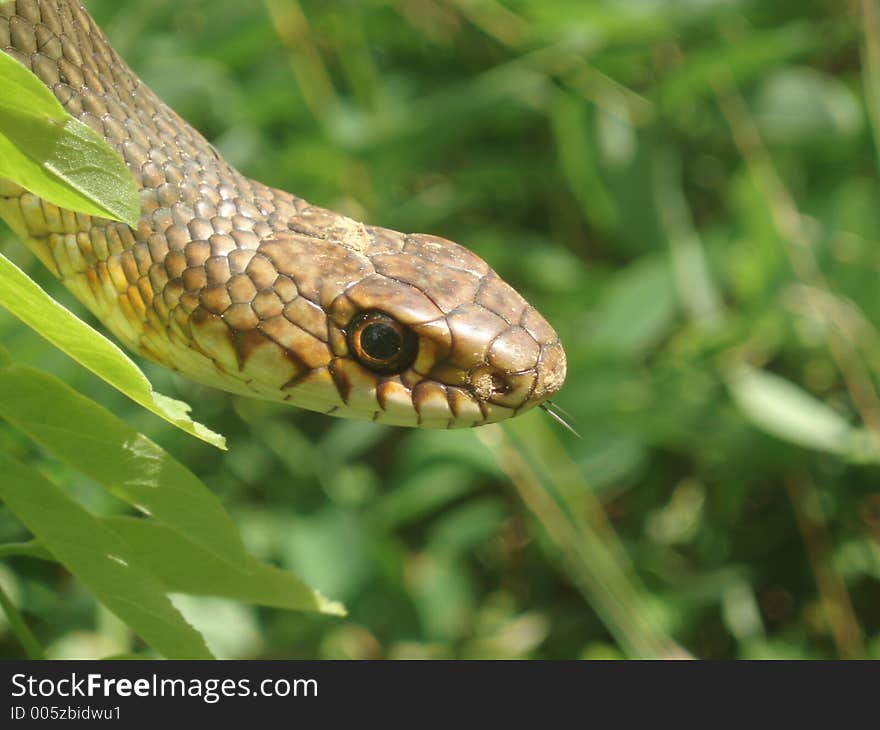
(0, 0, 317, 366)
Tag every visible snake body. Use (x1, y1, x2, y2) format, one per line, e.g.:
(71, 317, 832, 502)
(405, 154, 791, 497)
(0, 0, 566, 428)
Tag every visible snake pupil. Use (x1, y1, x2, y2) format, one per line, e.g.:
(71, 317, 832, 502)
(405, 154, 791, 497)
(361, 323, 402, 360)
(347, 311, 417, 374)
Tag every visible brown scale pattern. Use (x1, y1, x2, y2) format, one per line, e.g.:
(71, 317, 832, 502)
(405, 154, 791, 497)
(0, 0, 566, 427)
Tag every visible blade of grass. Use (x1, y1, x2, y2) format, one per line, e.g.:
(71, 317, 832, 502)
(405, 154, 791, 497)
(263, 0, 338, 122)
(860, 0, 880, 167)
(652, 145, 724, 330)
(0, 579, 44, 659)
(479, 416, 690, 659)
(785, 473, 865, 659)
(716, 76, 880, 442)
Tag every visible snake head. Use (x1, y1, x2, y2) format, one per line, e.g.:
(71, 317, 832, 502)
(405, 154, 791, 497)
(250, 207, 565, 428)
(343, 232, 566, 428)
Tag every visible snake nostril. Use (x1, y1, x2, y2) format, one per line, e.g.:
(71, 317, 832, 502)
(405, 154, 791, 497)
(490, 372, 510, 395)
(471, 368, 512, 401)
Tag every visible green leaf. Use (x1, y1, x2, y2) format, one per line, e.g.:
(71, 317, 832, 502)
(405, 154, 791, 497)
(104, 517, 345, 615)
(0, 540, 53, 561)
(0, 52, 140, 227)
(754, 67, 862, 144)
(589, 256, 678, 359)
(0, 362, 344, 616)
(0, 453, 213, 659)
(726, 366, 880, 462)
(0, 363, 237, 560)
(0, 253, 225, 449)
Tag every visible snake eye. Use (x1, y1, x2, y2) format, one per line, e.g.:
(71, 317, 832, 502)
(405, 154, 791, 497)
(347, 311, 417, 374)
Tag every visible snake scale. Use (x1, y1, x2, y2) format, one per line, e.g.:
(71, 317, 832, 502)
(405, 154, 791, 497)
(0, 0, 566, 428)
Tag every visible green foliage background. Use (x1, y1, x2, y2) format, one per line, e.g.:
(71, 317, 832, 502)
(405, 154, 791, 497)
(1, 0, 879, 659)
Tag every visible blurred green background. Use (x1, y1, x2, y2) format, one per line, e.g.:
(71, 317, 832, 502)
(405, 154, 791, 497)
(1, 0, 879, 659)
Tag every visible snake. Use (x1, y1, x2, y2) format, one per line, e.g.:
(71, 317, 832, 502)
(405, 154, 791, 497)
(0, 0, 566, 429)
